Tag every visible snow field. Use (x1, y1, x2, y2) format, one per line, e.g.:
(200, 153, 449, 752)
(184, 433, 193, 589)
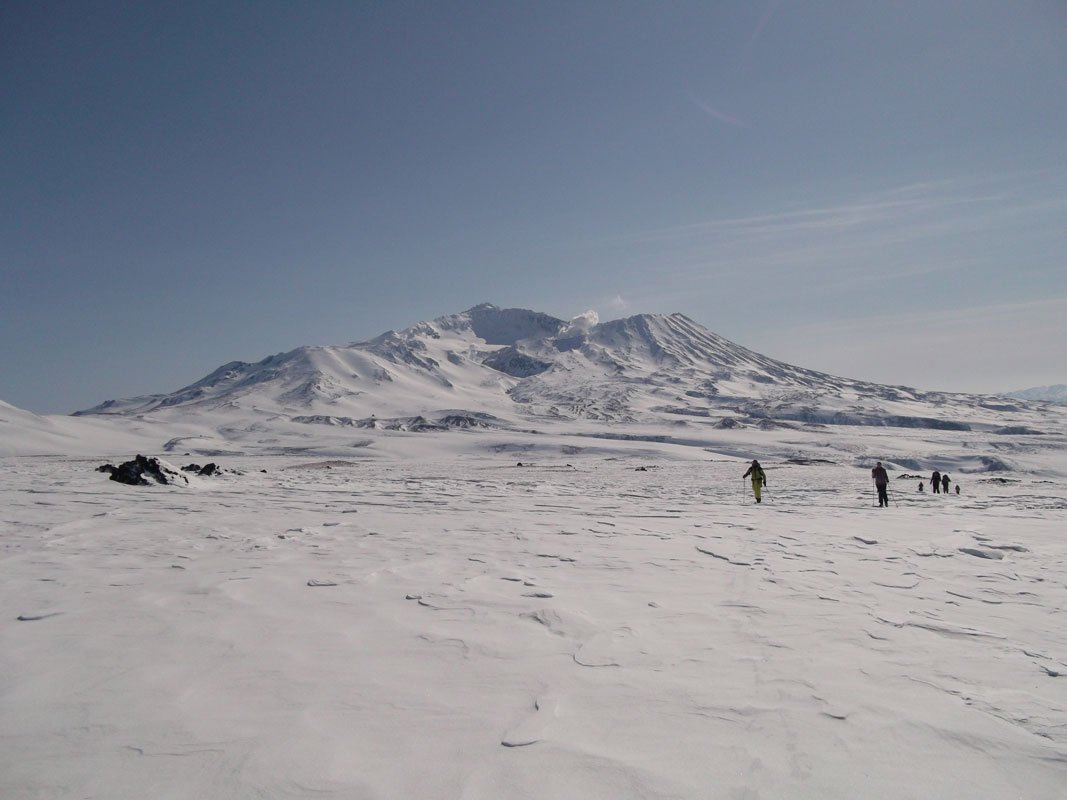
(1, 454, 1065, 799)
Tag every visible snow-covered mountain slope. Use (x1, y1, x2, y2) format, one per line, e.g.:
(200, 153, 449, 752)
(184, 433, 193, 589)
(71, 303, 1061, 433)
(5, 304, 1066, 462)
(1006, 384, 1067, 405)
(73, 305, 549, 421)
(0, 399, 161, 457)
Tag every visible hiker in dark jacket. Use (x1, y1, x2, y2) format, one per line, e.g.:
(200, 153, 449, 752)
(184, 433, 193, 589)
(742, 460, 767, 503)
(941, 473, 951, 494)
(872, 461, 890, 507)
(931, 470, 941, 494)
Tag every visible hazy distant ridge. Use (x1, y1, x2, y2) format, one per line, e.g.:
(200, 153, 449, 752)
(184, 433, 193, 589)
(1005, 385, 1067, 405)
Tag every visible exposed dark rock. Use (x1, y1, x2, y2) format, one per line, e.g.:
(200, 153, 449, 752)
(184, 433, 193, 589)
(438, 415, 494, 429)
(994, 426, 1044, 435)
(107, 455, 183, 486)
(405, 416, 447, 432)
(181, 462, 221, 476)
(292, 414, 452, 432)
(659, 406, 711, 418)
(291, 415, 360, 427)
(482, 347, 553, 377)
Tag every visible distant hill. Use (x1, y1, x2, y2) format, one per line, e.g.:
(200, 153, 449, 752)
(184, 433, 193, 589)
(1005, 385, 1067, 405)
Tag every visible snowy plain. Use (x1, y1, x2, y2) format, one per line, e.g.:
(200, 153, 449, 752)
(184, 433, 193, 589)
(3, 304, 1066, 798)
(2, 425, 1066, 800)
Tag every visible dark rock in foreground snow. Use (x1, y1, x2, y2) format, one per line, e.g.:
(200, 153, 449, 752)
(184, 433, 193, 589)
(99, 455, 187, 486)
(182, 462, 221, 476)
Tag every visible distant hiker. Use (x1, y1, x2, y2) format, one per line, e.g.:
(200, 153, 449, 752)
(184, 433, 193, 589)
(872, 461, 890, 507)
(941, 473, 951, 494)
(742, 459, 767, 504)
(918, 482, 924, 492)
(931, 470, 941, 494)
(955, 484, 961, 495)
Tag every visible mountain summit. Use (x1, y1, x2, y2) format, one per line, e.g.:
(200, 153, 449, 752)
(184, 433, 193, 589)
(73, 304, 1038, 434)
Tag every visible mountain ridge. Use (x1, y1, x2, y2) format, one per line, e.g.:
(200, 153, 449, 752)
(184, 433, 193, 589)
(5, 304, 1067, 463)
(67, 304, 1045, 435)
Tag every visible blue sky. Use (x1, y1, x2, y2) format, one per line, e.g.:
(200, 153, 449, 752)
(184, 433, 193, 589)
(3, 1, 1065, 414)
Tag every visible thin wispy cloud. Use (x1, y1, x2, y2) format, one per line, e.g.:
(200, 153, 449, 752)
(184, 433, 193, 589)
(627, 187, 993, 243)
(620, 171, 1065, 247)
(577, 167, 1066, 348)
(748, 0, 781, 46)
(690, 95, 746, 128)
(593, 172, 1066, 300)
(803, 295, 1067, 334)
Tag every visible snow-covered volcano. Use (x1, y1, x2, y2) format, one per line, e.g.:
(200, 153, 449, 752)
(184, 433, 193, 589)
(6, 303, 1065, 460)
(72, 303, 1039, 432)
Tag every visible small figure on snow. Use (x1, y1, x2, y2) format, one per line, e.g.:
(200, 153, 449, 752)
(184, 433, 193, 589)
(955, 484, 960, 495)
(742, 459, 767, 504)
(918, 482, 924, 492)
(941, 473, 951, 494)
(872, 461, 890, 507)
(931, 470, 941, 494)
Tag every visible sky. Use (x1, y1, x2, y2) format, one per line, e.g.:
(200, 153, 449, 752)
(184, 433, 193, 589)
(3, 0, 1066, 414)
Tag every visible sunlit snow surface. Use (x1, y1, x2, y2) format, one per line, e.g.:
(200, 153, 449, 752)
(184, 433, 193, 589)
(2, 446, 1065, 799)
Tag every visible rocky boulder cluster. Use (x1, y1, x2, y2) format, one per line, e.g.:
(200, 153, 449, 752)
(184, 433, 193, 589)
(181, 462, 221, 476)
(97, 455, 230, 486)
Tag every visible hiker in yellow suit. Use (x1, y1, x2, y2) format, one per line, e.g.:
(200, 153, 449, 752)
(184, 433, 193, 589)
(742, 459, 767, 503)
